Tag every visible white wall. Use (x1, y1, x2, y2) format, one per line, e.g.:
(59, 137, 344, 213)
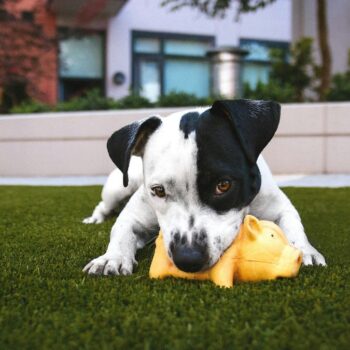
(106, 0, 291, 99)
(1, 102, 350, 177)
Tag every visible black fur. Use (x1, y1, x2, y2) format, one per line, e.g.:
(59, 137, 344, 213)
(195, 99, 280, 212)
(211, 100, 280, 164)
(107, 116, 162, 187)
(179, 112, 200, 139)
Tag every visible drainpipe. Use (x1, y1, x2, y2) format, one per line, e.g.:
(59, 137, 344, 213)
(207, 47, 248, 98)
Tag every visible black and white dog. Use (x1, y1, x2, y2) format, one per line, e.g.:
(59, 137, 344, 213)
(83, 100, 326, 276)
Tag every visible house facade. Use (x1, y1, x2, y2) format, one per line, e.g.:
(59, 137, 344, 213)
(106, 0, 291, 102)
(1, 0, 292, 107)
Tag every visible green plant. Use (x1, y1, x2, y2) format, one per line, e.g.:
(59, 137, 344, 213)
(243, 81, 296, 103)
(10, 100, 52, 114)
(8, 89, 154, 113)
(55, 89, 119, 111)
(158, 91, 202, 107)
(327, 73, 350, 101)
(157, 91, 220, 107)
(115, 93, 154, 109)
(244, 38, 320, 103)
(327, 50, 350, 101)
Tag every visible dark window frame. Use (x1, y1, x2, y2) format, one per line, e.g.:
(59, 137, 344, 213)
(131, 30, 215, 97)
(57, 27, 107, 101)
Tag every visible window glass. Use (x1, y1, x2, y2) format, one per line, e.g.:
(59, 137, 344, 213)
(164, 40, 211, 57)
(241, 41, 270, 62)
(240, 39, 289, 88)
(139, 60, 161, 102)
(240, 39, 289, 62)
(242, 63, 270, 89)
(134, 38, 160, 54)
(164, 59, 210, 97)
(59, 35, 103, 78)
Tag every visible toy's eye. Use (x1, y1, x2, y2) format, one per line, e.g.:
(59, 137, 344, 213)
(271, 234, 275, 238)
(215, 180, 232, 195)
(151, 185, 166, 198)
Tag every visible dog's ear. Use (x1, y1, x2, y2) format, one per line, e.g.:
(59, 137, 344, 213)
(107, 116, 162, 187)
(211, 99, 280, 164)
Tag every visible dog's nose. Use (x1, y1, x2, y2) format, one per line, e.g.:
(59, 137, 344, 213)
(172, 244, 208, 273)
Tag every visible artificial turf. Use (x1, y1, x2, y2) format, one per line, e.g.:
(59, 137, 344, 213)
(0, 186, 349, 350)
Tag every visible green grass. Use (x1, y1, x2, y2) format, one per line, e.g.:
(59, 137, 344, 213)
(0, 186, 349, 350)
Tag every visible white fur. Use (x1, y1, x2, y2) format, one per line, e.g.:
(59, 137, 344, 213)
(83, 109, 326, 275)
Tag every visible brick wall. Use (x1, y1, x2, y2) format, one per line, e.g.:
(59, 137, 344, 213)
(0, 0, 58, 110)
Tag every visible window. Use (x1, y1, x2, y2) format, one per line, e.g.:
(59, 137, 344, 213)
(240, 39, 289, 89)
(132, 32, 214, 102)
(58, 30, 105, 101)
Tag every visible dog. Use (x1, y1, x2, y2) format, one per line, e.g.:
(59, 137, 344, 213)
(83, 99, 326, 276)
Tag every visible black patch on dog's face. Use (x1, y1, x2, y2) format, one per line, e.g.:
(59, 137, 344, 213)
(184, 99, 280, 213)
(196, 109, 261, 212)
(179, 112, 200, 139)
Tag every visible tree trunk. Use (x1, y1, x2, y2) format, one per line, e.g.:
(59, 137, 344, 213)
(317, 0, 331, 101)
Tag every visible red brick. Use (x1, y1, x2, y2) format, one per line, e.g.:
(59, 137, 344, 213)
(0, 0, 58, 105)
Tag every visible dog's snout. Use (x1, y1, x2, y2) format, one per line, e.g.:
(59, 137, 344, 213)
(171, 241, 208, 273)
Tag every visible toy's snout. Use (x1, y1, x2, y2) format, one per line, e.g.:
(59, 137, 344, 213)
(275, 246, 303, 278)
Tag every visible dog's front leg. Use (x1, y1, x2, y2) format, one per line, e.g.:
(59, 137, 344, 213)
(83, 186, 159, 275)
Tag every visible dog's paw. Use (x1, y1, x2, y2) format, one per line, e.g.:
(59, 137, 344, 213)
(82, 253, 136, 275)
(82, 215, 105, 224)
(296, 243, 327, 266)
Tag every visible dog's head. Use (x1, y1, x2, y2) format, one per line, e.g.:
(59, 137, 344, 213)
(107, 100, 280, 272)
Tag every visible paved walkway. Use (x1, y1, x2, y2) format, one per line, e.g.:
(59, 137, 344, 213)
(1, 174, 350, 187)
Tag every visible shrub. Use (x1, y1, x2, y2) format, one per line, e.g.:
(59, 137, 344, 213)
(10, 101, 52, 114)
(243, 38, 320, 103)
(157, 91, 220, 107)
(115, 94, 154, 109)
(327, 73, 350, 101)
(158, 91, 201, 107)
(327, 50, 350, 101)
(243, 81, 296, 103)
(8, 89, 225, 114)
(55, 89, 119, 111)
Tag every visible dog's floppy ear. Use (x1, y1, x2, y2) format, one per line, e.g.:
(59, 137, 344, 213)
(211, 99, 280, 164)
(107, 116, 162, 187)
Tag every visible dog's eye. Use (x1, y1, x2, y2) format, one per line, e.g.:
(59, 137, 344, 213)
(215, 180, 232, 195)
(151, 185, 166, 198)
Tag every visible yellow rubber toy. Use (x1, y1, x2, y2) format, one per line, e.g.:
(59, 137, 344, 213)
(149, 215, 302, 288)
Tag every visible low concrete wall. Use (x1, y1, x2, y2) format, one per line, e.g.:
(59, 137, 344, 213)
(0, 103, 349, 176)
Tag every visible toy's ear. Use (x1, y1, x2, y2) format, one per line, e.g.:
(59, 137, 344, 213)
(107, 116, 162, 187)
(244, 215, 262, 241)
(211, 99, 280, 164)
